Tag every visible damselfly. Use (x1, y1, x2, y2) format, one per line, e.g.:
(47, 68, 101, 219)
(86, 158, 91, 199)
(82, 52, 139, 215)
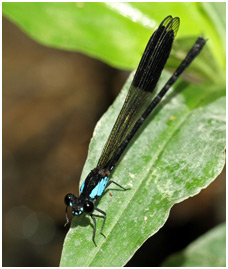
(64, 15, 206, 245)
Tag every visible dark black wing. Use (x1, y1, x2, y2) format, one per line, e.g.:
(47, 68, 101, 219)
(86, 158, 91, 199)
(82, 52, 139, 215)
(97, 16, 180, 170)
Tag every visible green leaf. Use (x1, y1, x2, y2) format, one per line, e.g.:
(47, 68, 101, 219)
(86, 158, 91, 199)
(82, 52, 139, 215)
(2, 2, 225, 82)
(162, 222, 226, 267)
(60, 71, 225, 267)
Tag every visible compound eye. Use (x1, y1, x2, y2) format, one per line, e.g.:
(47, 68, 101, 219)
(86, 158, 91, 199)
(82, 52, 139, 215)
(64, 193, 73, 206)
(83, 201, 94, 213)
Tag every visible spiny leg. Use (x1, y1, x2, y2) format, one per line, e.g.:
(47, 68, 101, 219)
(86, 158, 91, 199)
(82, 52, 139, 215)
(64, 206, 69, 226)
(90, 214, 97, 246)
(95, 207, 106, 237)
(106, 180, 126, 190)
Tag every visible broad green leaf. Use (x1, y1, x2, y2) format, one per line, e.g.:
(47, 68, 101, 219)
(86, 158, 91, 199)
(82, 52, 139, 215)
(3, 2, 225, 82)
(60, 71, 225, 267)
(162, 222, 226, 267)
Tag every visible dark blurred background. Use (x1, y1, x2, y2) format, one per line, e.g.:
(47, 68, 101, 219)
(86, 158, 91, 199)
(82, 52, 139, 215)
(3, 17, 225, 267)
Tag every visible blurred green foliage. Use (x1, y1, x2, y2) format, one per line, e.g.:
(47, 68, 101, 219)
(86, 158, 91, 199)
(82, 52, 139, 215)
(3, 2, 225, 82)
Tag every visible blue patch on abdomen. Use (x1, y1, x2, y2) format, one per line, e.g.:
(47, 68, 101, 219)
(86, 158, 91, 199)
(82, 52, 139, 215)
(89, 176, 109, 199)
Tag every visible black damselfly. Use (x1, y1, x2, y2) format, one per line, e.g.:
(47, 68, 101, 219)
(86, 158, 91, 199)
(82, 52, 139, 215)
(64, 15, 206, 245)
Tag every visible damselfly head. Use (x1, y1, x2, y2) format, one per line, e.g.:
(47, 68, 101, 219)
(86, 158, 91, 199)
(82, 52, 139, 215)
(72, 200, 94, 216)
(64, 193, 83, 216)
(72, 200, 95, 216)
(64, 193, 95, 216)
